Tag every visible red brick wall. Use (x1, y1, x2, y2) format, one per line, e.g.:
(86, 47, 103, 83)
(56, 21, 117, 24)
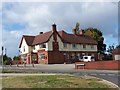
(48, 51, 64, 64)
(38, 50, 48, 64)
(75, 60, 120, 70)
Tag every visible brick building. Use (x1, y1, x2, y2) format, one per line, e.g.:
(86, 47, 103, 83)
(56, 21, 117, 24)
(19, 24, 98, 64)
(112, 48, 120, 60)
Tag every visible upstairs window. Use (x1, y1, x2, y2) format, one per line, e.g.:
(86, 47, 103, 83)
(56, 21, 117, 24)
(63, 43, 67, 48)
(39, 43, 46, 48)
(23, 46, 25, 52)
(33, 46, 35, 50)
(72, 44, 76, 48)
(91, 45, 94, 49)
(83, 45, 86, 49)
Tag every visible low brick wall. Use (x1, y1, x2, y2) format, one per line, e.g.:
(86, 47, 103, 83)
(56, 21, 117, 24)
(75, 60, 120, 70)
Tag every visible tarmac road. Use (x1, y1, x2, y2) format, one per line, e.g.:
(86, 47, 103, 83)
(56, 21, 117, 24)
(1, 64, 120, 87)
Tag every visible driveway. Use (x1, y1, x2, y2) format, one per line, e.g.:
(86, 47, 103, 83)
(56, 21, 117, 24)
(2, 64, 120, 87)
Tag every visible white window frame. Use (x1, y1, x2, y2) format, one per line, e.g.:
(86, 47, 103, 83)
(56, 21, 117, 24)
(39, 53, 45, 60)
(72, 44, 76, 48)
(63, 43, 67, 48)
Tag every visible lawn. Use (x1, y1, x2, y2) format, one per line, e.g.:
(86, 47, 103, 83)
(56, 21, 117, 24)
(2, 75, 115, 89)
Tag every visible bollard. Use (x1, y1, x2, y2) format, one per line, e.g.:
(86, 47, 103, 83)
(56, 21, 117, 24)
(17, 63, 19, 67)
(24, 63, 26, 67)
(32, 63, 34, 67)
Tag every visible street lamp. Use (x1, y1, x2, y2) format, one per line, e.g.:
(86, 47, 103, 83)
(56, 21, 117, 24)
(2, 46, 4, 70)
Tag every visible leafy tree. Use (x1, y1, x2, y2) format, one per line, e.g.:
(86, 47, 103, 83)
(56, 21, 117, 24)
(75, 22, 80, 34)
(13, 55, 20, 60)
(107, 45, 115, 54)
(116, 44, 120, 48)
(3, 54, 12, 65)
(83, 28, 106, 54)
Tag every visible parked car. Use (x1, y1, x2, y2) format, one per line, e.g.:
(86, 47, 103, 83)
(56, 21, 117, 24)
(79, 56, 95, 62)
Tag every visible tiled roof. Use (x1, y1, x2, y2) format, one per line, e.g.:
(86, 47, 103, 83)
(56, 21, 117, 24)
(20, 30, 97, 47)
(58, 30, 97, 44)
(32, 31, 52, 45)
(19, 35, 35, 48)
(23, 35, 35, 45)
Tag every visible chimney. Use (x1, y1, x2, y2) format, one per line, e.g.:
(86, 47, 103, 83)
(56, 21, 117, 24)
(52, 23, 57, 32)
(72, 28, 77, 35)
(39, 32, 43, 34)
(80, 30, 84, 35)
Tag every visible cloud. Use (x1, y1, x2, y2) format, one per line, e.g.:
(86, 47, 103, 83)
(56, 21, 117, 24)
(2, 2, 118, 57)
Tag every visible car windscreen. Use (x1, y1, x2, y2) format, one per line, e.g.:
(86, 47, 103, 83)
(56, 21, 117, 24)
(84, 57, 88, 59)
(91, 57, 94, 59)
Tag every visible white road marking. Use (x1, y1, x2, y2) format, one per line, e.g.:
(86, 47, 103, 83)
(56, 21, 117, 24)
(107, 74, 115, 76)
(99, 74, 106, 76)
(90, 74, 97, 76)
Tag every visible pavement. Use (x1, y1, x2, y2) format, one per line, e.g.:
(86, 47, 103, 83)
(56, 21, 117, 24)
(1, 64, 120, 88)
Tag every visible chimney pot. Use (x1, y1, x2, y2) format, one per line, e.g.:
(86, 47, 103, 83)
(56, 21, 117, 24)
(72, 28, 77, 35)
(80, 30, 84, 35)
(39, 32, 43, 34)
(52, 23, 57, 32)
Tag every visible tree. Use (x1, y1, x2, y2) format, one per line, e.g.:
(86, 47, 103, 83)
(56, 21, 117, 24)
(107, 45, 115, 54)
(75, 22, 80, 34)
(83, 28, 106, 54)
(116, 44, 120, 48)
(13, 55, 20, 60)
(3, 54, 12, 65)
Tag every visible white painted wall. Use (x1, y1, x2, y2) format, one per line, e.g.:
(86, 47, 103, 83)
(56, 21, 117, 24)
(115, 55, 120, 60)
(20, 38, 29, 54)
(46, 35, 53, 51)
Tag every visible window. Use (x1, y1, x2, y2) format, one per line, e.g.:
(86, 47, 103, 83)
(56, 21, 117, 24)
(23, 46, 25, 52)
(84, 57, 88, 59)
(32, 55, 37, 61)
(39, 53, 45, 60)
(21, 56, 26, 62)
(83, 45, 86, 49)
(39, 44, 46, 48)
(33, 46, 35, 50)
(72, 44, 76, 48)
(91, 45, 94, 49)
(71, 53, 75, 59)
(63, 43, 67, 48)
(64, 53, 69, 59)
(76, 53, 80, 59)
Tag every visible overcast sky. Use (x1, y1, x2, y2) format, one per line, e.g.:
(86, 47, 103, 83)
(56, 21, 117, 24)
(1, 1, 119, 58)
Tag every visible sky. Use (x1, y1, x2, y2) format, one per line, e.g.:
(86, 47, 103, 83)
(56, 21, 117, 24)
(0, 1, 119, 58)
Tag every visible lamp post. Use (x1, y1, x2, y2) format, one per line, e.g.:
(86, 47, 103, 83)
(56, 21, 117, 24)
(2, 46, 4, 70)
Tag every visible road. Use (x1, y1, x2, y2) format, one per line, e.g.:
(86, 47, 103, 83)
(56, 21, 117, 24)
(1, 64, 120, 87)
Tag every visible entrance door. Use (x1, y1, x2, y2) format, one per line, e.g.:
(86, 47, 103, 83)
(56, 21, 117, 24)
(28, 56, 30, 64)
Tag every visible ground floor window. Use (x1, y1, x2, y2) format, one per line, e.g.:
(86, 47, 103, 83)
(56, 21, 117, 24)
(39, 53, 45, 60)
(64, 53, 69, 59)
(76, 53, 80, 59)
(71, 53, 75, 59)
(21, 56, 27, 62)
(32, 54, 37, 61)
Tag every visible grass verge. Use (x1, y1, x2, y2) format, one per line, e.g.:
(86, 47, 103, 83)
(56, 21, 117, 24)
(2, 75, 116, 89)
